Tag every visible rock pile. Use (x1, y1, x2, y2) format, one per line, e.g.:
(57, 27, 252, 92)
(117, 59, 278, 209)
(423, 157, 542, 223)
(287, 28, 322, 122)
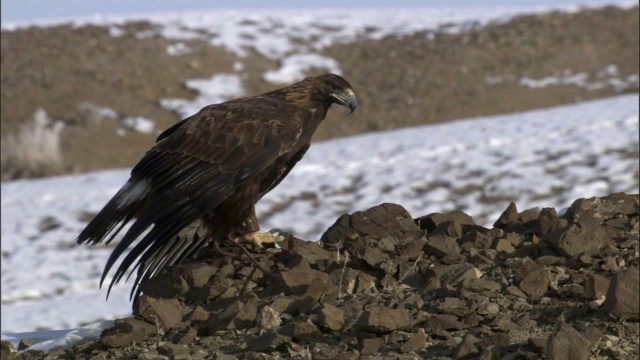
(8, 193, 639, 359)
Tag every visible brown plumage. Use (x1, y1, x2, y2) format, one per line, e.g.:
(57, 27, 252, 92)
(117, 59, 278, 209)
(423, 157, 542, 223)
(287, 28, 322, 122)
(76, 73, 357, 301)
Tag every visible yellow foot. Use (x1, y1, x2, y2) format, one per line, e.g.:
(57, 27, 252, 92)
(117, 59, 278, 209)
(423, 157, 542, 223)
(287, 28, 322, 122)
(245, 228, 288, 248)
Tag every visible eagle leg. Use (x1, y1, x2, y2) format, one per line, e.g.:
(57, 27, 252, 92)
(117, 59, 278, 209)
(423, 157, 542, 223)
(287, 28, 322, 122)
(226, 238, 271, 274)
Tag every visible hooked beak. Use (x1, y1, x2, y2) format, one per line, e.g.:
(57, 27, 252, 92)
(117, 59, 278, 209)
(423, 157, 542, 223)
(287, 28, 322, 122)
(332, 89, 357, 113)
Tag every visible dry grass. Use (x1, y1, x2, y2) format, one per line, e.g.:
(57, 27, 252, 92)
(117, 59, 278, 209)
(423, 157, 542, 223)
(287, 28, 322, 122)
(1, 109, 65, 180)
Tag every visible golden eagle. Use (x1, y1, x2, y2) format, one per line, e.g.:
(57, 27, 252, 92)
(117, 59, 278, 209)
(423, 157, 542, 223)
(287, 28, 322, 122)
(76, 73, 356, 300)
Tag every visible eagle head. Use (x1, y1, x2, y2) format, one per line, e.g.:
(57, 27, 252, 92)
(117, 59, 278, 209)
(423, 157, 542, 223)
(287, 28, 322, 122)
(313, 74, 358, 113)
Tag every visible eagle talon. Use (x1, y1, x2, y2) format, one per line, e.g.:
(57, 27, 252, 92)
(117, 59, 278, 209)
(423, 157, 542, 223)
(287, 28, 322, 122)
(245, 230, 287, 248)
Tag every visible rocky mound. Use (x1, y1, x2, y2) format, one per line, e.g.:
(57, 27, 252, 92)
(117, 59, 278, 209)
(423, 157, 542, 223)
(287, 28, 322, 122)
(5, 193, 639, 359)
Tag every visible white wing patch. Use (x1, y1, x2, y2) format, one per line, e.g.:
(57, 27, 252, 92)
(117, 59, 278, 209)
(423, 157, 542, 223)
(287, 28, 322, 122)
(118, 179, 150, 208)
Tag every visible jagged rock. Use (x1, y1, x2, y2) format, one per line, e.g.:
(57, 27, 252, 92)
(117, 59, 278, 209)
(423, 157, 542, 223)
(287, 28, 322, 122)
(437, 297, 472, 317)
(437, 263, 480, 287)
(494, 238, 516, 253)
(546, 321, 593, 360)
(565, 193, 639, 223)
(177, 263, 217, 288)
(286, 238, 335, 270)
(528, 337, 547, 353)
(282, 321, 322, 341)
(519, 269, 550, 297)
(461, 278, 501, 293)
(166, 324, 197, 345)
(100, 318, 158, 348)
(318, 303, 345, 331)
(356, 305, 412, 333)
(603, 266, 640, 320)
(424, 234, 460, 257)
(545, 221, 606, 258)
(358, 337, 383, 355)
(583, 273, 611, 300)
(321, 203, 423, 252)
(158, 343, 193, 359)
(455, 332, 481, 359)
(274, 259, 329, 296)
(140, 269, 190, 300)
(248, 330, 291, 352)
(415, 210, 475, 233)
(538, 207, 565, 237)
(135, 296, 183, 331)
(423, 314, 468, 334)
(399, 329, 427, 353)
(494, 202, 519, 229)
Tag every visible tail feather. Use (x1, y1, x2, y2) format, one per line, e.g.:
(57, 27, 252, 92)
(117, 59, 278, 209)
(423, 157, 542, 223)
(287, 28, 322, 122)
(76, 178, 151, 246)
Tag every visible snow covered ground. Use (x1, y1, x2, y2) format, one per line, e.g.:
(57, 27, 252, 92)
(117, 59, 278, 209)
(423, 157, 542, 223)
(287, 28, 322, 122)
(1, 0, 638, 353)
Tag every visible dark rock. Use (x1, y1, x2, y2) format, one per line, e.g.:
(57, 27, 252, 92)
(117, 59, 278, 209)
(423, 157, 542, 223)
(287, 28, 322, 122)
(461, 278, 501, 293)
(318, 303, 345, 331)
(282, 321, 322, 341)
(400, 329, 427, 353)
(565, 193, 639, 223)
(519, 269, 549, 297)
(431, 219, 464, 238)
(528, 337, 547, 353)
(100, 318, 157, 348)
(140, 269, 190, 300)
(321, 203, 423, 251)
(327, 267, 376, 299)
(231, 295, 259, 330)
(423, 314, 468, 333)
(538, 207, 565, 237)
(248, 330, 291, 352)
(358, 337, 383, 355)
(490, 314, 520, 332)
(167, 324, 197, 345)
(546, 321, 593, 360)
(274, 259, 329, 296)
(493, 202, 519, 229)
(545, 222, 606, 258)
(476, 302, 500, 315)
(505, 285, 528, 298)
(424, 234, 461, 257)
(158, 342, 192, 359)
(287, 239, 334, 270)
(438, 263, 479, 287)
(135, 296, 183, 331)
(362, 246, 391, 269)
(603, 266, 640, 320)
(455, 332, 480, 359)
(178, 262, 217, 288)
(437, 297, 471, 317)
(356, 305, 412, 333)
(583, 273, 611, 299)
(415, 210, 475, 233)
(400, 237, 427, 260)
